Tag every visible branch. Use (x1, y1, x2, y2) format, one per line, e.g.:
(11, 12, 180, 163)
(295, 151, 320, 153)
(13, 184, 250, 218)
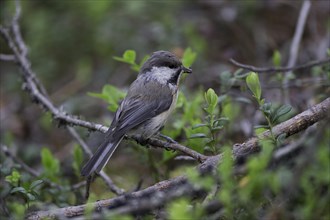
(0, 53, 16, 62)
(1, 145, 39, 177)
(67, 127, 124, 195)
(26, 176, 198, 220)
(283, 0, 311, 104)
(229, 57, 330, 73)
(232, 97, 330, 160)
(131, 135, 208, 163)
(26, 98, 330, 219)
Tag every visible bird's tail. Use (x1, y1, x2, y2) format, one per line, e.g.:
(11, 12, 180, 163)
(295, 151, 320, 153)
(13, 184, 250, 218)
(81, 136, 123, 177)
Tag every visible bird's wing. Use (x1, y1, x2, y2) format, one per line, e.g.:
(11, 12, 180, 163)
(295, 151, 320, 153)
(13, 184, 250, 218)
(108, 80, 174, 140)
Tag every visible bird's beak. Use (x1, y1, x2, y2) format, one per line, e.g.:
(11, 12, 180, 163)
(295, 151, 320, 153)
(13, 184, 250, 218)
(182, 66, 192, 74)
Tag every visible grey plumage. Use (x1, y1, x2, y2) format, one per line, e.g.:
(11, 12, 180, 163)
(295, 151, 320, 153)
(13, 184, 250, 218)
(81, 51, 191, 177)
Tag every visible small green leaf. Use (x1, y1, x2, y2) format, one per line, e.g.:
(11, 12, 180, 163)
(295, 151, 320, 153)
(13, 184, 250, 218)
(192, 123, 208, 130)
(72, 144, 83, 176)
(246, 72, 262, 100)
(211, 126, 224, 131)
(182, 47, 197, 67)
(234, 69, 250, 78)
(254, 125, 270, 129)
(30, 180, 44, 190)
(272, 50, 281, 67)
(255, 127, 268, 135)
(260, 102, 272, 116)
(88, 85, 126, 112)
(168, 198, 192, 220)
(205, 88, 218, 113)
(26, 193, 36, 201)
(113, 50, 136, 64)
(189, 133, 207, 139)
(271, 104, 292, 124)
(10, 187, 26, 194)
(123, 50, 136, 63)
(235, 97, 252, 104)
(275, 104, 292, 118)
(276, 133, 287, 144)
(41, 148, 60, 180)
(5, 170, 21, 186)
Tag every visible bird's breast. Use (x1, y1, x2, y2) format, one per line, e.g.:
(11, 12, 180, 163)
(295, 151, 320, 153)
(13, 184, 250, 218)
(135, 90, 178, 138)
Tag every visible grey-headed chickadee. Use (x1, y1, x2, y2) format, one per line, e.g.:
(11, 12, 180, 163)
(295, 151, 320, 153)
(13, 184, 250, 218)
(81, 51, 192, 177)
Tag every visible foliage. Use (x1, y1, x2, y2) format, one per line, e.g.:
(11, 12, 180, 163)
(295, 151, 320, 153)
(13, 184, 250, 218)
(246, 72, 292, 140)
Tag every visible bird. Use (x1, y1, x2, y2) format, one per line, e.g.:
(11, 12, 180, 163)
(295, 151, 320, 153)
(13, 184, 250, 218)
(81, 50, 192, 177)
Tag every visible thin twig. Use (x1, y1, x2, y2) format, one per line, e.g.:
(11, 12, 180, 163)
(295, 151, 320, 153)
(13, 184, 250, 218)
(0, 54, 16, 62)
(67, 127, 93, 156)
(67, 127, 124, 195)
(12, 0, 28, 57)
(283, 0, 311, 104)
(1, 145, 39, 177)
(131, 135, 208, 163)
(229, 57, 330, 73)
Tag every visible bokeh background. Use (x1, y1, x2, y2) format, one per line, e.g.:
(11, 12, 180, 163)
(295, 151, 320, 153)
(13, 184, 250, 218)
(1, 0, 329, 201)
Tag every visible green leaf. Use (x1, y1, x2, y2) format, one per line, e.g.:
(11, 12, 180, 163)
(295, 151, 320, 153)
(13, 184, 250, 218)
(10, 187, 26, 194)
(30, 180, 44, 190)
(5, 170, 21, 186)
(182, 47, 197, 67)
(168, 198, 192, 220)
(192, 123, 208, 130)
(204, 88, 218, 114)
(113, 50, 136, 64)
(72, 144, 83, 176)
(189, 133, 207, 139)
(234, 69, 250, 78)
(123, 50, 136, 63)
(246, 72, 262, 100)
(41, 148, 60, 180)
(273, 105, 292, 122)
(26, 193, 36, 201)
(88, 85, 126, 112)
(255, 127, 268, 135)
(276, 133, 287, 144)
(260, 102, 272, 116)
(272, 50, 281, 67)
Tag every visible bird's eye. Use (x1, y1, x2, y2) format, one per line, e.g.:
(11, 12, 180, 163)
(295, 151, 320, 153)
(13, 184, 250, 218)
(169, 64, 176, 69)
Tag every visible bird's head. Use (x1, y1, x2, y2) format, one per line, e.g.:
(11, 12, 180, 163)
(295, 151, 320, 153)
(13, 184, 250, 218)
(139, 51, 192, 85)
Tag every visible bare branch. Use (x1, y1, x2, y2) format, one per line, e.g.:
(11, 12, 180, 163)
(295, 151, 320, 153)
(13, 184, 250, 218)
(0, 54, 16, 62)
(286, 0, 311, 69)
(1, 145, 39, 177)
(229, 57, 330, 73)
(283, 0, 311, 104)
(12, 0, 28, 57)
(132, 136, 208, 163)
